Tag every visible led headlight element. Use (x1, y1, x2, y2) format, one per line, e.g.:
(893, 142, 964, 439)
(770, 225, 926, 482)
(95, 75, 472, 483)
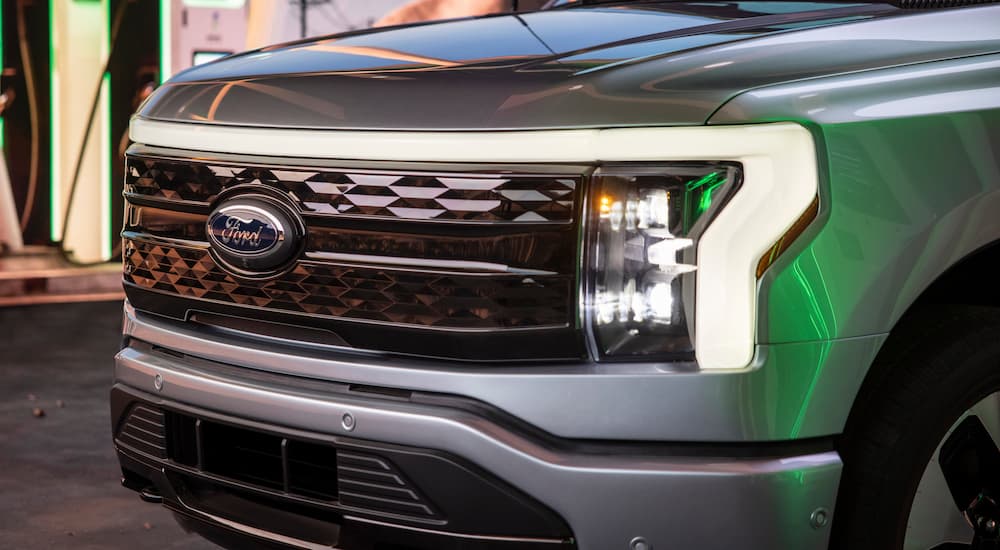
(588, 165, 741, 360)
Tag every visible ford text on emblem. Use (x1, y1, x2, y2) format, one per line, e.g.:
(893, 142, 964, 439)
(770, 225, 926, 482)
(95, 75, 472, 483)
(206, 196, 303, 276)
(208, 207, 281, 255)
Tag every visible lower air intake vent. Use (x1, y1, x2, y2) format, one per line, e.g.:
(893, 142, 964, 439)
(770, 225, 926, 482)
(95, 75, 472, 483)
(158, 410, 438, 520)
(338, 452, 436, 518)
(115, 405, 167, 459)
(112, 390, 576, 542)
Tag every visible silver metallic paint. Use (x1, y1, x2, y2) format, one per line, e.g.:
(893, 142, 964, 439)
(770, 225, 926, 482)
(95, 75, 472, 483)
(135, 3, 1000, 130)
(114, 345, 842, 550)
(713, 53, 1000, 344)
(123, 302, 885, 442)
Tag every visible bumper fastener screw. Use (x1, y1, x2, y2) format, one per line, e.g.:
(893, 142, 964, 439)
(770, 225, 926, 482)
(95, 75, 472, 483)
(153, 374, 164, 392)
(629, 537, 651, 550)
(810, 508, 830, 529)
(342, 412, 356, 432)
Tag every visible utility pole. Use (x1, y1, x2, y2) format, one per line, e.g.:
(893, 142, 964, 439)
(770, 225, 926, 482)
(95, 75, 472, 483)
(296, 0, 332, 39)
(300, 0, 307, 38)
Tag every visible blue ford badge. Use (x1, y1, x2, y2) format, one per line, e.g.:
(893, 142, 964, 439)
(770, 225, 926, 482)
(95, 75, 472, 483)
(206, 196, 302, 276)
(208, 205, 283, 254)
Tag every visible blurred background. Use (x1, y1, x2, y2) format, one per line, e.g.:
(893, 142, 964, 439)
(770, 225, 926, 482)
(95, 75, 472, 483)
(0, 0, 547, 305)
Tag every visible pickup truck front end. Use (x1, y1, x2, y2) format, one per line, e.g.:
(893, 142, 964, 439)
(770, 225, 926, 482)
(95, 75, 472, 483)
(111, 2, 1000, 549)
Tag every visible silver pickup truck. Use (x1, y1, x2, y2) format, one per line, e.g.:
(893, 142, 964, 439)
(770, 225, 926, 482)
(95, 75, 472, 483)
(111, 1, 1000, 549)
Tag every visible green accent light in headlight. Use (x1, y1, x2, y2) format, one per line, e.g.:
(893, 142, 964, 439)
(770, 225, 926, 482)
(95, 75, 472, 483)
(686, 171, 728, 217)
(587, 163, 741, 360)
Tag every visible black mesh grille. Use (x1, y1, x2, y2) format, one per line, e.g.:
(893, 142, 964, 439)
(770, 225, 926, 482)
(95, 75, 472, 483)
(116, 405, 167, 459)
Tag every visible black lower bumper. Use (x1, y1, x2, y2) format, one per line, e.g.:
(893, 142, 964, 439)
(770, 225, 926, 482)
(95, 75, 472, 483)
(111, 387, 574, 550)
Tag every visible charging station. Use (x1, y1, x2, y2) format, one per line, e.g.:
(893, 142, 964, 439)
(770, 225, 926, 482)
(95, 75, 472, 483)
(0, 0, 412, 263)
(1, 0, 52, 253)
(0, 0, 160, 263)
(49, 0, 112, 263)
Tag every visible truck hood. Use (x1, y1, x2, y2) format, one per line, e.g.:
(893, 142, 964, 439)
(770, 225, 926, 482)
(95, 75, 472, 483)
(138, 1, 997, 130)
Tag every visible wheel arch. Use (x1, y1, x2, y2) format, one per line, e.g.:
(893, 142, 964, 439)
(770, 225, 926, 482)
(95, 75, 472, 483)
(842, 238, 1000, 445)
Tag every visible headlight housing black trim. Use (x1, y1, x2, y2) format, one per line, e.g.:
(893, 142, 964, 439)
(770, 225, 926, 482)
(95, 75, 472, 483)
(583, 163, 743, 361)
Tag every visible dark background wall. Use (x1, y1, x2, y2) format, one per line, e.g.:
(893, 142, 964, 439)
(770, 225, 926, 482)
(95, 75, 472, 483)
(3, 0, 51, 246)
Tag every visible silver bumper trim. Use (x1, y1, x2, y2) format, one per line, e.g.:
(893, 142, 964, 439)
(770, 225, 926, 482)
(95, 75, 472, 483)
(116, 344, 841, 550)
(122, 301, 886, 442)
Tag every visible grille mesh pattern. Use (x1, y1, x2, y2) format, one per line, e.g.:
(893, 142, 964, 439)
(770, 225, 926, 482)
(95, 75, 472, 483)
(123, 238, 570, 329)
(126, 157, 578, 223)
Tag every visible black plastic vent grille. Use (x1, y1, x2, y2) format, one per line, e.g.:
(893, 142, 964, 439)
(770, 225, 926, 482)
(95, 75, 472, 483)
(338, 452, 436, 517)
(116, 405, 167, 459)
(117, 408, 439, 520)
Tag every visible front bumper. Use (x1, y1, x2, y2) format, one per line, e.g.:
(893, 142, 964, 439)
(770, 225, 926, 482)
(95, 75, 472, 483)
(114, 337, 842, 550)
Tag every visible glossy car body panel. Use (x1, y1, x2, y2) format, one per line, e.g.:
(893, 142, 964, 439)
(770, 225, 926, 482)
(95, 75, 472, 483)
(138, 4, 999, 130)
(712, 54, 1000, 343)
(119, 0, 1000, 460)
(123, 302, 885, 442)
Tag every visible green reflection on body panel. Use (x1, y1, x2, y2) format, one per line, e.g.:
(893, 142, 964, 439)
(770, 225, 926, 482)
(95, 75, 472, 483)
(764, 108, 1000, 344)
(786, 249, 836, 437)
(747, 335, 883, 440)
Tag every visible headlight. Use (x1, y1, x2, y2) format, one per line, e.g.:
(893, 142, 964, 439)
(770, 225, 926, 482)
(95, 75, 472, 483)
(579, 124, 819, 369)
(586, 164, 741, 360)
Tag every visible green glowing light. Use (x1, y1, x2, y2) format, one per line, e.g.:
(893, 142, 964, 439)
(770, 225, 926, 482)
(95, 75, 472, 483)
(101, 71, 111, 260)
(103, 0, 111, 261)
(49, 0, 60, 242)
(160, 0, 171, 82)
(680, 171, 728, 233)
(686, 171, 727, 216)
(49, 0, 114, 256)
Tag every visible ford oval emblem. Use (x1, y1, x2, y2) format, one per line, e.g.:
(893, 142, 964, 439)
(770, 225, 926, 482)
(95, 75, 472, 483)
(207, 205, 283, 255)
(206, 195, 303, 276)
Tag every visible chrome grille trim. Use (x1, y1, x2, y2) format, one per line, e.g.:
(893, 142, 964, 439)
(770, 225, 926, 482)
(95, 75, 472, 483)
(304, 251, 558, 276)
(123, 232, 556, 275)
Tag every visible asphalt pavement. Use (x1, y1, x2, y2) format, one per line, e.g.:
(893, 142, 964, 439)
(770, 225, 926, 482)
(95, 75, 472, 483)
(0, 300, 217, 549)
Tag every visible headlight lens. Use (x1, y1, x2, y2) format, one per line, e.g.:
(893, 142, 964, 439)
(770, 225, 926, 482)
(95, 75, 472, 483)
(586, 163, 742, 360)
